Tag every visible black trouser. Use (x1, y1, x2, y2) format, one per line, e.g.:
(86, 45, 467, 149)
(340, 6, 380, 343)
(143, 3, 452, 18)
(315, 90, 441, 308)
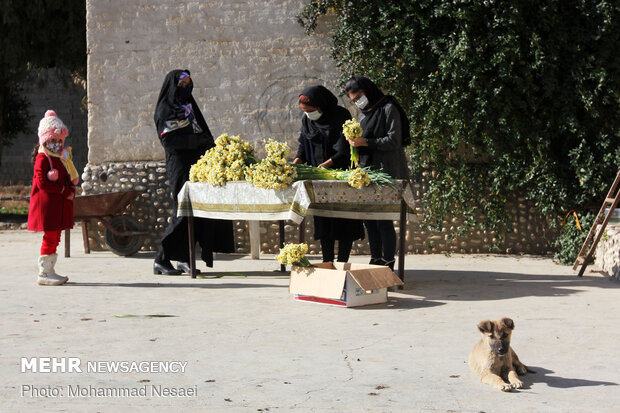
(320, 237, 354, 263)
(364, 220, 396, 262)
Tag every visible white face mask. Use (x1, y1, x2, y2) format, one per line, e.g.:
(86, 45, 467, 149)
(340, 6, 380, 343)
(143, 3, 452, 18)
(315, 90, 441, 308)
(305, 110, 322, 121)
(354, 95, 369, 109)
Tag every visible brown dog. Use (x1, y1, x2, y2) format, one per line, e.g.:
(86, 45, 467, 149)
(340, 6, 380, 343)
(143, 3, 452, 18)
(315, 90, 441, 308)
(469, 317, 529, 391)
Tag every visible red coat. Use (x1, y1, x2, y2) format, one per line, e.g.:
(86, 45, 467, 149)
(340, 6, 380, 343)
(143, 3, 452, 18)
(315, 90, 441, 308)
(27, 153, 76, 232)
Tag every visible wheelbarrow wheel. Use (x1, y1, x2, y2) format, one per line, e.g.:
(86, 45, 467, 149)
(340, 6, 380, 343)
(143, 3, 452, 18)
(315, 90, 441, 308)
(104, 215, 144, 256)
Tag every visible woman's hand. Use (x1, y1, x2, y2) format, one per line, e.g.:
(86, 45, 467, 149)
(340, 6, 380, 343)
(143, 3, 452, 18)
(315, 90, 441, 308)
(347, 137, 368, 147)
(318, 159, 334, 169)
(293, 158, 303, 164)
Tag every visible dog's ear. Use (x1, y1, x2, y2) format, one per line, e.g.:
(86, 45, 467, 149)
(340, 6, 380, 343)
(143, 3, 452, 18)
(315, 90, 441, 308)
(501, 317, 514, 330)
(477, 320, 493, 334)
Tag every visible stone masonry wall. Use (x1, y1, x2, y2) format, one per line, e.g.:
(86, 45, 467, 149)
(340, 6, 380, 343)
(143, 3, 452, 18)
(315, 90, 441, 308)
(594, 225, 620, 279)
(80, 162, 554, 256)
(86, 0, 339, 164)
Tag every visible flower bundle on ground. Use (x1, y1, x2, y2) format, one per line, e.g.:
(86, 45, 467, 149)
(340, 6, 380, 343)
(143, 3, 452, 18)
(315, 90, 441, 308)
(245, 139, 298, 189)
(293, 164, 393, 188)
(342, 118, 362, 168)
(276, 243, 312, 267)
(189, 134, 256, 186)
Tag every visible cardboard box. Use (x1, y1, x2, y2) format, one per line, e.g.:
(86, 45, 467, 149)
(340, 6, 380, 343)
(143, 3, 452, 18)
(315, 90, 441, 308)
(289, 262, 404, 307)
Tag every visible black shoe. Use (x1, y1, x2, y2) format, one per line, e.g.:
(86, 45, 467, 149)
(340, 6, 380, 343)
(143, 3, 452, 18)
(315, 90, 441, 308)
(177, 262, 200, 274)
(369, 257, 382, 265)
(153, 261, 182, 275)
(382, 258, 396, 271)
(375, 258, 395, 271)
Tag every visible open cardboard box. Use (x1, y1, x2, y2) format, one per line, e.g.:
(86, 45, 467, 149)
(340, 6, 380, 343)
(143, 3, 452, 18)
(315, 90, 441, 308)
(289, 262, 404, 307)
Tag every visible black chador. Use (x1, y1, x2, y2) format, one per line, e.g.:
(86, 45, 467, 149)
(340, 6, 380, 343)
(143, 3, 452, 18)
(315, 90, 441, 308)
(153, 69, 234, 274)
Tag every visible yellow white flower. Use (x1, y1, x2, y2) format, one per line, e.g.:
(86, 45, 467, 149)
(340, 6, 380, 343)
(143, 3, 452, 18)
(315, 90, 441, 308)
(276, 243, 311, 267)
(342, 119, 363, 168)
(347, 167, 371, 189)
(246, 139, 298, 189)
(189, 134, 256, 186)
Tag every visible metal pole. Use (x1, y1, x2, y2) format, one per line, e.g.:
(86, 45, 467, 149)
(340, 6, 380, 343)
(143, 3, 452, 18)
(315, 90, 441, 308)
(279, 220, 286, 272)
(64, 229, 70, 257)
(398, 199, 407, 288)
(188, 217, 196, 278)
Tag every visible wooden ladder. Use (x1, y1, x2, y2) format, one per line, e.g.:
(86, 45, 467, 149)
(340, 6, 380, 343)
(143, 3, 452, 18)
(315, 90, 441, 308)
(573, 169, 620, 277)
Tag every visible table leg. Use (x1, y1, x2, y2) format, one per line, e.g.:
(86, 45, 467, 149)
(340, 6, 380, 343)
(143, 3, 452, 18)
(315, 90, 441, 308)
(81, 220, 90, 254)
(298, 219, 305, 243)
(279, 220, 285, 272)
(64, 229, 70, 258)
(188, 216, 196, 278)
(398, 200, 406, 288)
(249, 220, 261, 260)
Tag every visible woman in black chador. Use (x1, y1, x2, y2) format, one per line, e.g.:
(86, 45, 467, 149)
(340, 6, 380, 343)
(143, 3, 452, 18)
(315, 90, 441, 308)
(153, 69, 234, 275)
(344, 75, 410, 270)
(293, 85, 365, 262)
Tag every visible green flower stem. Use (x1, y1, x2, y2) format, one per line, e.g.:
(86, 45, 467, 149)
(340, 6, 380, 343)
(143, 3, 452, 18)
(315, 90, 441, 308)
(350, 147, 359, 168)
(292, 164, 394, 186)
(293, 257, 314, 267)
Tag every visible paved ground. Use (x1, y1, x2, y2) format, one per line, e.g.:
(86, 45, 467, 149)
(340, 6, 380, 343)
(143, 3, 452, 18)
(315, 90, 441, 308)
(1, 227, 619, 412)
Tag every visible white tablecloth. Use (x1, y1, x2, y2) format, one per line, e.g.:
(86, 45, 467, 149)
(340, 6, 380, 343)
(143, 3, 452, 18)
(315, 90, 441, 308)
(177, 180, 416, 224)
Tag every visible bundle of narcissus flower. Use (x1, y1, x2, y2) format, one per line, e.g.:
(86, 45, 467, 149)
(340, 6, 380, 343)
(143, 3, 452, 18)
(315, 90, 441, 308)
(189, 134, 256, 186)
(292, 164, 392, 189)
(189, 135, 393, 190)
(346, 167, 372, 189)
(276, 243, 312, 267)
(245, 139, 298, 189)
(342, 118, 362, 168)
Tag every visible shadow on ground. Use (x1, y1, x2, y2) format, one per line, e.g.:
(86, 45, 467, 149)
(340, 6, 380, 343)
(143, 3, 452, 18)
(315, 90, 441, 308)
(66, 281, 286, 289)
(66, 270, 289, 289)
(399, 269, 619, 301)
(349, 296, 445, 311)
(523, 366, 618, 389)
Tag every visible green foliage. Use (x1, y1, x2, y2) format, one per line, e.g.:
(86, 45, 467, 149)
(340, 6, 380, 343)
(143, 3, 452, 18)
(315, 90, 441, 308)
(299, 0, 620, 257)
(0, 0, 86, 149)
(0, 80, 31, 148)
(554, 210, 596, 265)
(1, 0, 86, 78)
(0, 206, 29, 215)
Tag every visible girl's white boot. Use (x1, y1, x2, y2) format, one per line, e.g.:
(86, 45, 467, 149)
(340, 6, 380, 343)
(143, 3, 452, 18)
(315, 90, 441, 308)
(37, 254, 68, 286)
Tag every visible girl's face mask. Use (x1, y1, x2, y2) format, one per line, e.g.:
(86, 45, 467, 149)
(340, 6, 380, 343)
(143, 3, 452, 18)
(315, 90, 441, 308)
(44, 140, 63, 154)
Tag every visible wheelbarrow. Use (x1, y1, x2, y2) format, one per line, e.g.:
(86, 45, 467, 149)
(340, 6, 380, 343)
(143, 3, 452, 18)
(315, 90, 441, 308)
(65, 190, 147, 257)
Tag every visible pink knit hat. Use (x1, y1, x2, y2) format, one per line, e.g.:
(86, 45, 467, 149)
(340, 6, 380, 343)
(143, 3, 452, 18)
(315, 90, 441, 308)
(37, 110, 68, 146)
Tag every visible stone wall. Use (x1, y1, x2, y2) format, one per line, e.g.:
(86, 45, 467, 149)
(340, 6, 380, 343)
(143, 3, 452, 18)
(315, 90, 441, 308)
(269, 175, 554, 256)
(80, 162, 554, 256)
(86, 0, 339, 164)
(0, 69, 88, 185)
(594, 225, 620, 279)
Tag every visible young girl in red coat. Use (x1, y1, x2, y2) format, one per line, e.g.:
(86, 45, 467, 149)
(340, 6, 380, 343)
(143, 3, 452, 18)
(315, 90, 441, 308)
(28, 110, 79, 286)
